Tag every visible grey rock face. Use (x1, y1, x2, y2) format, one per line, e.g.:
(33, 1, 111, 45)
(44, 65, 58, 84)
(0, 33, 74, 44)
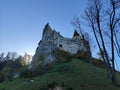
(33, 23, 90, 64)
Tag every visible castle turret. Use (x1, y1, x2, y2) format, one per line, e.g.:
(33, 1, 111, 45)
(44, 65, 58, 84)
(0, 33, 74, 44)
(72, 30, 81, 40)
(33, 23, 63, 60)
(42, 23, 53, 40)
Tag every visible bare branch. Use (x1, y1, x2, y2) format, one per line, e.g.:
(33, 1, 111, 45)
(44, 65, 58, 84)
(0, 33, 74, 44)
(71, 16, 84, 38)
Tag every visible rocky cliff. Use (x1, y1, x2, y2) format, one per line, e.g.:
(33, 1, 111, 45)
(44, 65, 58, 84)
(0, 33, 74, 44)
(33, 23, 90, 64)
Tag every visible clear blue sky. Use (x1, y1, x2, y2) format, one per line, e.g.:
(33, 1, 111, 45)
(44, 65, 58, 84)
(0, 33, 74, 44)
(1, 0, 120, 71)
(0, 0, 87, 55)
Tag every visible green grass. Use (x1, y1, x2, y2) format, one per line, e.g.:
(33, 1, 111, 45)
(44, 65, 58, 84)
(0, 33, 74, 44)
(0, 59, 120, 90)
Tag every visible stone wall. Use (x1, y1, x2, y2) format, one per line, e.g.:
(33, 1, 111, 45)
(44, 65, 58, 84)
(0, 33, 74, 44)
(33, 23, 91, 64)
(57, 38, 87, 54)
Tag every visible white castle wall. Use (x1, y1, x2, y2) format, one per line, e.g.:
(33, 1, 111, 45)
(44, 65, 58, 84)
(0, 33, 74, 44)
(33, 23, 90, 64)
(56, 38, 87, 54)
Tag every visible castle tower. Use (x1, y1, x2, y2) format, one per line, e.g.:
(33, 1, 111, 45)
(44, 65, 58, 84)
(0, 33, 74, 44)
(72, 30, 81, 40)
(42, 23, 53, 40)
(33, 23, 91, 64)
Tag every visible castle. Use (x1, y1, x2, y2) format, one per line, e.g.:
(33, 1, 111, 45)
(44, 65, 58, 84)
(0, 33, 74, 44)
(33, 23, 90, 64)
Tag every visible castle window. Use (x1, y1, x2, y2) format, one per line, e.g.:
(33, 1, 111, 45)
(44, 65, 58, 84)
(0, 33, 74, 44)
(59, 44, 63, 48)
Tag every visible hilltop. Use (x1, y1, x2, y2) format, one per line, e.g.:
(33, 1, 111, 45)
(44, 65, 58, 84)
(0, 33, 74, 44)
(0, 23, 119, 89)
(0, 59, 120, 90)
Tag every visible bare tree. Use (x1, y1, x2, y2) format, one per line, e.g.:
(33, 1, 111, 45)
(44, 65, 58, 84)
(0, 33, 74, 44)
(84, 0, 120, 85)
(84, 0, 111, 75)
(71, 16, 84, 39)
(97, 49, 106, 60)
(107, 0, 120, 84)
(84, 32, 96, 72)
(71, 16, 96, 72)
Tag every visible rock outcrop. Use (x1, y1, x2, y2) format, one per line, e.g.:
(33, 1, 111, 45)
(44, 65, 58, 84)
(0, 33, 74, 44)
(33, 23, 91, 64)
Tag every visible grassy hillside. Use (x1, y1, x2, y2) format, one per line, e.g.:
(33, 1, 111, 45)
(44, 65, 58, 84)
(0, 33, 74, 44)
(0, 59, 120, 90)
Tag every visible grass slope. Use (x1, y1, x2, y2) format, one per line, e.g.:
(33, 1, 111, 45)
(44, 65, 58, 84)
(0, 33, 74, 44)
(0, 59, 120, 90)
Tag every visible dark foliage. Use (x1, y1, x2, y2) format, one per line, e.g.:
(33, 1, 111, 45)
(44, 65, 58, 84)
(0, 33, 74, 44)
(92, 58, 106, 68)
(74, 50, 90, 62)
(0, 52, 25, 83)
(55, 48, 73, 63)
(20, 68, 33, 78)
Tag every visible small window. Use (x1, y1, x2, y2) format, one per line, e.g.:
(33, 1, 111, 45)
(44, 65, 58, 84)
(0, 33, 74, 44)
(59, 44, 63, 48)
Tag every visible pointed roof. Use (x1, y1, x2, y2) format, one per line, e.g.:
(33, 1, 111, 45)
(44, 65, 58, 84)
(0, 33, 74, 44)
(73, 30, 79, 37)
(72, 30, 81, 40)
